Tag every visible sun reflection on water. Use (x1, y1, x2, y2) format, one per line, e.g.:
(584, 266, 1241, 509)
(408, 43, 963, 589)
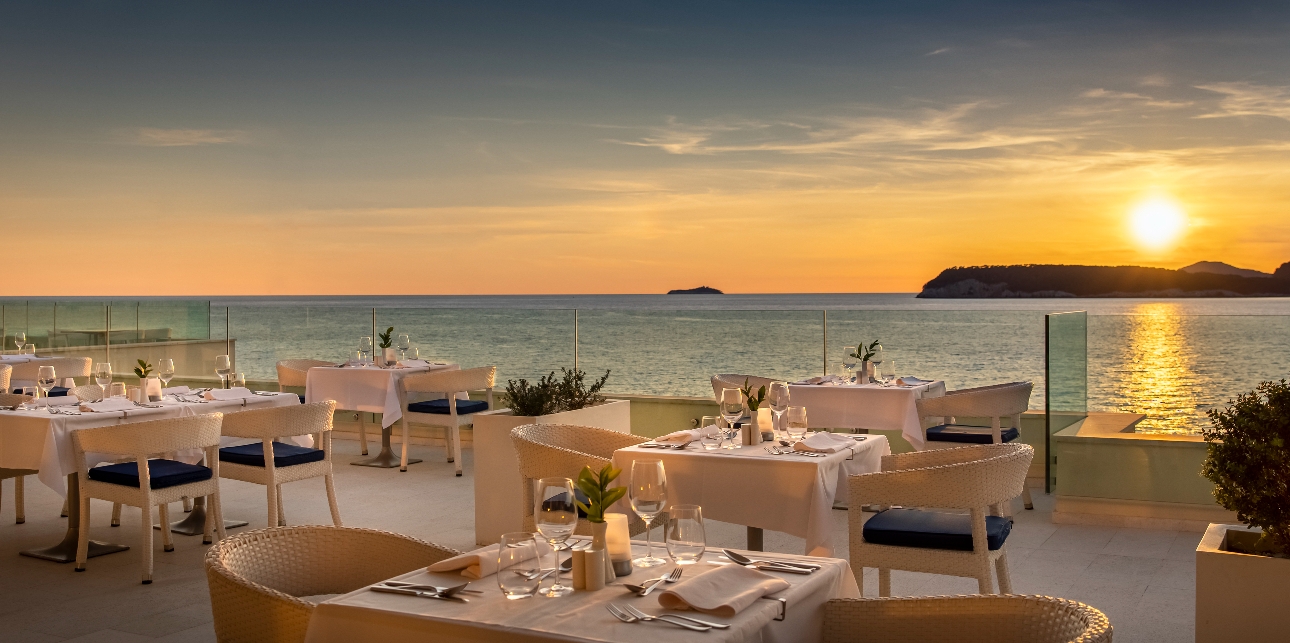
(1111, 303, 1200, 434)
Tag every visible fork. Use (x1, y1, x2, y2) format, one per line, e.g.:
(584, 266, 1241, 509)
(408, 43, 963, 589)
(628, 566, 683, 596)
(621, 604, 729, 629)
(606, 604, 709, 631)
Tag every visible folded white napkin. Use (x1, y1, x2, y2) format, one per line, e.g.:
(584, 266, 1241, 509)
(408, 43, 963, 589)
(794, 374, 846, 386)
(427, 541, 554, 579)
(80, 398, 137, 413)
(656, 429, 702, 443)
(205, 387, 254, 401)
(657, 564, 791, 617)
(794, 431, 858, 454)
(162, 385, 191, 395)
(397, 359, 429, 368)
(896, 376, 929, 387)
(33, 395, 82, 407)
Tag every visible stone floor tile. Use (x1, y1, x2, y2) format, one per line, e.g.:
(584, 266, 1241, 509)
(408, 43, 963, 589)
(59, 631, 153, 643)
(1102, 528, 1181, 559)
(1037, 524, 1119, 553)
(152, 623, 218, 643)
(113, 603, 213, 637)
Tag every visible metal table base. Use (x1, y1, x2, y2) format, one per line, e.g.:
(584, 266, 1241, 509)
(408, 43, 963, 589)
(352, 423, 421, 469)
(21, 474, 130, 563)
(155, 496, 247, 539)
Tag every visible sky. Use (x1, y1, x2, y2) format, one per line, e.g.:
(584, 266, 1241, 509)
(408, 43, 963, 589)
(2, 1, 1289, 295)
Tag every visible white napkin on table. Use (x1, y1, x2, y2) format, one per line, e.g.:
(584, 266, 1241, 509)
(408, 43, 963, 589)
(427, 541, 554, 579)
(896, 376, 929, 387)
(794, 431, 859, 454)
(656, 429, 702, 443)
(205, 387, 254, 401)
(397, 359, 430, 368)
(33, 395, 82, 407)
(162, 385, 191, 396)
(80, 398, 137, 413)
(657, 564, 791, 617)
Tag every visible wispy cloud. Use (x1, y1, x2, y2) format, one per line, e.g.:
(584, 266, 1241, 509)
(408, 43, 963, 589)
(925, 47, 952, 56)
(1195, 82, 1290, 121)
(124, 128, 249, 147)
(1080, 88, 1191, 109)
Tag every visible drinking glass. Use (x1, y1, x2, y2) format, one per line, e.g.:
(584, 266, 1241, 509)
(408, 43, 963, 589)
(785, 406, 809, 441)
(497, 532, 543, 600)
(359, 336, 373, 365)
(37, 366, 57, 411)
(94, 363, 112, 399)
(767, 382, 790, 438)
(229, 372, 246, 389)
(870, 346, 885, 382)
(880, 360, 897, 386)
(665, 504, 706, 565)
(15, 386, 34, 410)
(156, 359, 175, 397)
(350, 350, 363, 366)
(109, 382, 127, 398)
(533, 477, 577, 597)
(214, 355, 232, 389)
(630, 459, 668, 568)
(396, 334, 411, 360)
(699, 416, 722, 450)
(12, 331, 25, 354)
(21, 343, 35, 356)
(719, 388, 744, 450)
(407, 346, 420, 361)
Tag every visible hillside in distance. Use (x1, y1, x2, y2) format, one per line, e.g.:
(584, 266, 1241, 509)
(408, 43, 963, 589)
(919, 262, 1290, 298)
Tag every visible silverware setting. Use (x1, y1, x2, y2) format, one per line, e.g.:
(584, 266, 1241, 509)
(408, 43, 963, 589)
(721, 549, 820, 573)
(378, 580, 483, 595)
(619, 604, 729, 630)
(622, 566, 683, 596)
(639, 440, 693, 450)
(763, 445, 824, 457)
(606, 603, 709, 631)
(370, 581, 471, 602)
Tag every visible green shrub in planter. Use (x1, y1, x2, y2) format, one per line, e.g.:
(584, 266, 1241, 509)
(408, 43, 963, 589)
(1202, 379, 1290, 556)
(504, 368, 611, 417)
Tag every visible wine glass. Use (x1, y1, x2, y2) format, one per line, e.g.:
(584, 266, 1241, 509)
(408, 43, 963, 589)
(359, 336, 373, 365)
(12, 331, 25, 354)
(37, 366, 57, 413)
(396, 334, 411, 360)
(94, 363, 112, 399)
(533, 477, 578, 597)
(869, 345, 885, 383)
(665, 504, 706, 565)
(630, 459, 668, 568)
(497, 532, 542, 599)
(719, 388, 744, 450)
(880, 359, 897, 386)
(767, 381, 790, 439)
(156, 359, 175, 398)
(842, 346, 858, 379)
(785, 406, 809, 441)
(214, 355, 232, 389)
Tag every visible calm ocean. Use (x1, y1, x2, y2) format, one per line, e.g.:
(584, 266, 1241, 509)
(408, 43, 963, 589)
(209, 294, 1290, 435)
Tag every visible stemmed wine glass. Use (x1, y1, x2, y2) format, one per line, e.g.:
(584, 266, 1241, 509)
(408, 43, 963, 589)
(719, 388, 744, 449)
(12, 331, 25, 355)
(215, 355, 232, 389)
(869, 345, 885, 384)
(533, 477, 578, 597)
(396, 334, 411, 361)
(157, 359, 175, 399)
(359, 336, 373, 366)
(842, 346, 858, 381)
(94, 363, 112, 400)
(767, 381, 791, 439)
(37, 366, 57, 413)
(630, 459, 668, 568)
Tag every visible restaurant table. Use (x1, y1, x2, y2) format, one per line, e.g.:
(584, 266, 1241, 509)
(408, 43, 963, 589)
(305, 362, 458, 468)
(0, 391, 302, 562)
(305, 539, 860, 643)
(787, 380, 945, 450)
(612, 435, 890, 557)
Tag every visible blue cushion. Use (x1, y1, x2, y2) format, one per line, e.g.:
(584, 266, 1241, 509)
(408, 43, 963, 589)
(863, 509, 1012, 551)
(926, 425, 1020, 444)
(408, 399, 488, 415)
(542, 489, 591, 519)
(297, 394, 306, 405)
(219, 442, 325, 468)
(87, 459, 213, 489)
(14, 386, 68, 397)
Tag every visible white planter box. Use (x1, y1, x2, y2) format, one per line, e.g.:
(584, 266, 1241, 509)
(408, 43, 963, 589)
(472, 399, 631, 546)
(1196, 523, 1290, 643)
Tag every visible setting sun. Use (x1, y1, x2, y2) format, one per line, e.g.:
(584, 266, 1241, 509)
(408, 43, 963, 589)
(1130, 197, 1188, 250)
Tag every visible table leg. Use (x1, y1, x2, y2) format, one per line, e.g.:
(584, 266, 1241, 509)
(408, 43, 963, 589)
(21, 474, 130, 563)
(352, 422, 422, 468)
(157, 496, 247, 537)
(747, 526, 764, 551)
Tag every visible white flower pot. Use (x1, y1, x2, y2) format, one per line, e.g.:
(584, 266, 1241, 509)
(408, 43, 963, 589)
(1196, 523, 1290, 642)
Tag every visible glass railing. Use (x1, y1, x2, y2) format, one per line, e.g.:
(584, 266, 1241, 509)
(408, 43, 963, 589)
(1045, 311, 1088, 492)
(0, 299, 211, 350)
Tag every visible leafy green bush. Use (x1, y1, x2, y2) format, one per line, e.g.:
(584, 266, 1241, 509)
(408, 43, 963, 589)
(505, 368, 610, 417)
(1202, 379, 1290, 556)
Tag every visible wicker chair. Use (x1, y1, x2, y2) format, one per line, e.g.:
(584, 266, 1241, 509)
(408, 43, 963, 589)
(510, 423, 652, 537)
(72, 414, 227, 583)
(916, 382, 1034, 509)
(205, 525, 460, 643)
(69, 383, 105, 402)
(218, 401, 341, 528)
(710, 374, 776, 402)
(823, 595, 1112, 642)
(849, 443, 1033, 597)
(0, 392, 36, 524)
(0, 364, 10, 392)
(398, 366, 496, 475)
(11, 357, 92, 388)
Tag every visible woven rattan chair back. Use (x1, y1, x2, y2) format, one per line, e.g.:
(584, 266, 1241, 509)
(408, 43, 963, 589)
(823, 595, 1112, 643)
(858, 443, 1033, 510)
(711, 374, 777, 402)
(0, 364, 9, 392)
(0, 393, 33, 407)
(220, 401, 335, 440)
(511, 423, 649, 534)
(917, 381, 1032, 425)
(69, 384, 105, 402)
(205, 526, 460, 643)
(404, 365, 496, 394)
(72, 414, 224, 458)
(275, 360, 335, 390)
(11, 357, 92, 382)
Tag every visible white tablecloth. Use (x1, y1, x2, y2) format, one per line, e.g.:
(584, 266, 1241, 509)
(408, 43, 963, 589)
(305, 363, 457, 428)
(787, 380, 945, 450)
(0, 392, 304, 496)
(305, 540, 860, 643)
(612, 435, 890, 557)
(0, 355, 52, 364)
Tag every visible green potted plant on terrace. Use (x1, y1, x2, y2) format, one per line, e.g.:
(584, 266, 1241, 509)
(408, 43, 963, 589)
(574, 463, 628, 588)
(376, 326, 396, 366)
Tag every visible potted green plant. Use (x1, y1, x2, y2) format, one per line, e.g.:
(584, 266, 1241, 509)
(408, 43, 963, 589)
(740, 377, 768, 445)
(848, 340, 882, 383)
(1195, 379, 1290, 642)
(574, 463, 628, 588)
(133, 359, 160, 402)
(376, 326, 396, 367)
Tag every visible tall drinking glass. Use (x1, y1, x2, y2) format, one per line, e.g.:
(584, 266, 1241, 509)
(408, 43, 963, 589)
(699, 416, 721, 450)
(109, 382, 126, 398)
(497, 532, 542, 600)
(533, 477, 577, 597)
(407, 346, 420, 361)
(157, 359, 175, 398)
(15, 386, 34, 410)
(720, 388, 744, 450)
(214, 355, 232, 389)
(37, 366, 57, 413)
(94, 363, 112, 399)
(229, 372, 246, 389)
(359, 336, 373, 365)
(630, 459, 668, 568)
(396, 334, 411, 360)
(767, 382, 790, 438)
(785, 406, 809, 441)
(21, 344, 35, 356)
(665, 504, 706, 565)
(12, 331, 25, 354)
(880, 360, 897, 386)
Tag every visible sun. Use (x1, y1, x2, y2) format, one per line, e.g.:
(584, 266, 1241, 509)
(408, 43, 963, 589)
(1129, 197, 1187, 250)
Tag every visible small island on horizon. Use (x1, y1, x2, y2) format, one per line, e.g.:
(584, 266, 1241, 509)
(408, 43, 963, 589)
(667, 286, 724, 295)
(919, 261, 1290, 298)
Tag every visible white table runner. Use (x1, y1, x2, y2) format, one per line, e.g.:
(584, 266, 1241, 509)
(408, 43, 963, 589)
(305, 540, 860, 643)
(787, 380, 945, 449)
(305, 363, 457, 428)
(612, 435, 890, 557)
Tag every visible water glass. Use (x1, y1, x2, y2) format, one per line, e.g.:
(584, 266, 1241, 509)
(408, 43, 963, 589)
(21, 343, 35, 356)
(229, 372, 246, 389)
(497, 532, 543, 599)
(12, 331, 26, 353)
(351, 350, 363, 366)
(109, 382, 127, 398)
(665, 504, 706, 565)
(785, 406, 809, 441)
(630, 459, 668, 568)
(699, 416, 722, 450)
(15, 386, 34, 410)
(215, 355, 232, 388)
(407, 346, 420, 360)
(533, 477, 577, 597)
(880, 360, 897, 386)
(719, 388, 744, 449)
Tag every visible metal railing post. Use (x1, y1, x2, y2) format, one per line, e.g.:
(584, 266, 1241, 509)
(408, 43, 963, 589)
(822, 310, 828, 376)
(574, 309, 579, 371)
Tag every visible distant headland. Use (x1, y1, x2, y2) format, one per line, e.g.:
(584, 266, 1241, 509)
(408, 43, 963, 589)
(919, 261, 1290, 298)
(667, 286, 724, 295)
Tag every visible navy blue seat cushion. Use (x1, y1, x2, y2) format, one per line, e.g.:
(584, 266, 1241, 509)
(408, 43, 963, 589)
(925, 425, 1020, 444)
(297, 394, 306, 405)
(408, 399, 488, 415)
(219, 442, 325, 468)
(863, 509, 1012, 551)
(542, 489, 592, 519)
(14, 386, 68, 397)
(87, 459, 213, 489)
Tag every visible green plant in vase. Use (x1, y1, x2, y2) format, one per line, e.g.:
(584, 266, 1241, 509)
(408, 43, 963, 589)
(574, 463, 628, 587)
(133, 359, 153, 379)
(848, 340, 881, 363)
(377, 327, 394, 349)
(741, 377, 766, 410)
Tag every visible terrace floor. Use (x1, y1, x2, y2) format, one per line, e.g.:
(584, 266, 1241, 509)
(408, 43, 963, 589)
(0, 437, 1198, 643)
